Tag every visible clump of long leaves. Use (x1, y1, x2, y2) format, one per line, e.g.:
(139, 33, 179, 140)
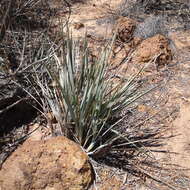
(36, 34, 152, 157)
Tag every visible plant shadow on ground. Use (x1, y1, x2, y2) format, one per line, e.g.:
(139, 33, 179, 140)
(89, 105, 190, 189)
(91, 114, 177, 188)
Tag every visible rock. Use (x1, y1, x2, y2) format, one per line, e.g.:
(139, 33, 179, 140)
(116, 17, 136, 42)
(132, 34, 172, 68)
(73, 22, 84, 30)
(0, 136, 93, 190)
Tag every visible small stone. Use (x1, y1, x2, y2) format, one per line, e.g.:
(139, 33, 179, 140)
(74, 22, 85, 30)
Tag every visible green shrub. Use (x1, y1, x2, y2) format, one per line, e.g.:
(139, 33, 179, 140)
(35, 33, 152, 158)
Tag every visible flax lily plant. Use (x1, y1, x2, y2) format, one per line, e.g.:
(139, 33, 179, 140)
(35, 34, 153, 158)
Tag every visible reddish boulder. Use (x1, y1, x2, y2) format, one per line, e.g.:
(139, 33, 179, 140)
(116, 17, 136, 42)
(132, 34, 172, 68)
(0, 136, 93, 190)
